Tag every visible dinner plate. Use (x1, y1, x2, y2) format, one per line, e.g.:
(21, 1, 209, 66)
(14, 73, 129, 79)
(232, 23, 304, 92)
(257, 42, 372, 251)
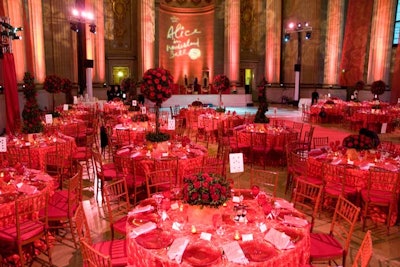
(135, 229, 173, 249)
(240, 241, 277, 262)
(183, 241, 221, 266)
(130, 213, 159, 227)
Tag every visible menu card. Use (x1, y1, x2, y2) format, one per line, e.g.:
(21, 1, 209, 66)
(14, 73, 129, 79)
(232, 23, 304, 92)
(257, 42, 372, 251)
(167, 237, 189, 263)
(45, 114, 53, 124)
(128, 205, 154, 216)
(264, 228, 294, 250)
(222, 241, 249, 264)
(129, 222, 157, 238)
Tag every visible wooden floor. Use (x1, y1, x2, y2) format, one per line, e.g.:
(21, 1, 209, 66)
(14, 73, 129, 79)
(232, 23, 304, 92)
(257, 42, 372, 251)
(34, 105, 400, 267)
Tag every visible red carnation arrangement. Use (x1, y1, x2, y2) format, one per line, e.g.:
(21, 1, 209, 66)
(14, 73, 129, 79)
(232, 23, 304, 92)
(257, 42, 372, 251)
(43, 75, 62, 94)
(182, 172, 230, 208)
(22, 72, 43, 133)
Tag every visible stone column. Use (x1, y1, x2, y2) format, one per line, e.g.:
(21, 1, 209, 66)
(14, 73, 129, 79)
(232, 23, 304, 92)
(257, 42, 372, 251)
(265, 0, 282, 83)
(138, 0, 155, 77)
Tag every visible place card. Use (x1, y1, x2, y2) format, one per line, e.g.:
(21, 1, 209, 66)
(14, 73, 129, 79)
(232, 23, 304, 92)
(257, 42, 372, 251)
(132, 100, 137, 106)
(170, 202, 180, 210)
(168, 118, 175, 130)
(45, 114, 53, 124)
(200, 232, 212, 241)
(63, 104, 69, 111)
(381, 123, 387, 134)
(25, 142, 31, 146)
(259, 223, 267, 233)
(229, 153, 244, 173)
(0, 137, 6, 152)
(241, 233, 253, 242)
(172, 222, 183, 231)
(232, 195, 243, 203)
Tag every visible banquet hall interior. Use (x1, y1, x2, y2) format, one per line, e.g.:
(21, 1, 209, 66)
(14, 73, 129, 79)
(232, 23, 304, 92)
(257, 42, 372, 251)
(1, 0, 400, 266)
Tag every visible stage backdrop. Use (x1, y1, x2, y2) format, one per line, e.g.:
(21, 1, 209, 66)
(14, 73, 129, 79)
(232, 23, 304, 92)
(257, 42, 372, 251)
(159, 6, 214, 89)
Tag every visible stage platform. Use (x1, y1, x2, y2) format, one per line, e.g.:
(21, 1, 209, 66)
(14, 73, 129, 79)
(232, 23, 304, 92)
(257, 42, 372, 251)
(155, 93, 253, 108)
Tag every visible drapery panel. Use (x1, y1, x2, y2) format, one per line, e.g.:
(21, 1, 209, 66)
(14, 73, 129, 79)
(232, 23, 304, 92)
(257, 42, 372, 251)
(2, 53, 21, 134)
(339, 0, 374, 86)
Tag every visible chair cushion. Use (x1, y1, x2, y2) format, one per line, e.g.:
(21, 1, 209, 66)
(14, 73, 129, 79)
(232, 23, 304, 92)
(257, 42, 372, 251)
(360, 189, 393, 205)
(113, 216, 127, 235)
(103, 163, 116, 170)
(102, 169, 117, 180)
(72, 150, 92, 161)
(0, 220, 45, 242)
(93, 239, 127, 266)
(310, 233, 344, 259)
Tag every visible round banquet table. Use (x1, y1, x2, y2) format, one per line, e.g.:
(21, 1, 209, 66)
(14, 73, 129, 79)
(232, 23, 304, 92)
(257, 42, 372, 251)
(6, 133, 76, 171)
(307, 148, 400, 226)
(0, 168, 55, 227)
(115, 142, 207, 184)
(126, 193, 311, 266)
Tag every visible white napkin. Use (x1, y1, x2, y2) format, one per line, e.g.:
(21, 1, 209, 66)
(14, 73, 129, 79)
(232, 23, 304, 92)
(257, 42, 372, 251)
(130, 151, 141, 158)
(117, 148, 130, 155)
(283, 215, 308, 227)
(264, 228, 294, 250)
(167, 237, 189, 263)
(16, 183, 37, 195)
(331, 158, 342, 165)
(274, 199, 294, 210)
(222, 241, 249, 265)
(128, 205, 154, 216)
(129, 221, 157, 238)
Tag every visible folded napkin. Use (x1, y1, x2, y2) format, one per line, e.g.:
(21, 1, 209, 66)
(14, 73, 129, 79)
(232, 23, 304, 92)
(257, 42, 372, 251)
(274, 199, 294, 211)
(130, 151, 141, 158)
(128, 205, 154, 216)
(16, 183, 37, 195)
(129, 221, 157, 238)
(222, 241, 249, 265)
(117, 148, 130, 155)
(264, 228, 294, 250)
(283, 215, 308, 227)
(167, 237, 189, 263)
(330, 158, 342, 165)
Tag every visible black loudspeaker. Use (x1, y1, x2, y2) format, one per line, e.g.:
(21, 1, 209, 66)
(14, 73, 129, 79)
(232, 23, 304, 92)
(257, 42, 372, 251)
(85, 59, 94, 68)
(294, 64, 301, 72)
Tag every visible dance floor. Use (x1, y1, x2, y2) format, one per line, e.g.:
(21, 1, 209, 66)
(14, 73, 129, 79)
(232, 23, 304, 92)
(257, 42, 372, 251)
(35, 104, 400, 267)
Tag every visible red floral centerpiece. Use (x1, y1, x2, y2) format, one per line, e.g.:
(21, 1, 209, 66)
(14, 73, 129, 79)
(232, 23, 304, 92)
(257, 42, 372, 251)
(182, 172, 230, 208)
(140, 67, 173, 142)
(44, 74, 63, 112)
(212, 74, 230, 110)
(342, 134, 374, 150)
(61, 78, 73, 104)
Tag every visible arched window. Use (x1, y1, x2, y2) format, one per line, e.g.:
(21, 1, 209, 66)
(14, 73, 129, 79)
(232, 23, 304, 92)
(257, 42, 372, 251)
(393, 0, 400, 45)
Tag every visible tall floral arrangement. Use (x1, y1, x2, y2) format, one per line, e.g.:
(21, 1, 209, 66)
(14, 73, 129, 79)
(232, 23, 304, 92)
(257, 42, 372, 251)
(212, 74, 230, 108)
(44, 74, 63, 111)
(22, 72, 44, 133)
(370, 80, 386, 99)
(182, 172, 230, 208)
(61, 78, 73, 104)
(140, 67, 173, 142)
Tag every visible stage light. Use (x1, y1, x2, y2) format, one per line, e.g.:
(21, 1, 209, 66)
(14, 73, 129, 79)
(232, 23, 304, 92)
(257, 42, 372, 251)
(284, 33, 290, 42)
(297, 23, 302, 29)
(305, 31, 312, 40)
(288, 22, 295, 29)
(70, 22, 79, 32)
(89, 24, 96, 34)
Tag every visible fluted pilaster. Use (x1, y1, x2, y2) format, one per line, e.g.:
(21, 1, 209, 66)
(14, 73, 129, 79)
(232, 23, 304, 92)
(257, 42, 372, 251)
(323, 0, 344, 86)
(265, 0, 282, 83)
(367, 0, 396, 83)
(224, 0, 240, 83)
(139, 0, 155, 77)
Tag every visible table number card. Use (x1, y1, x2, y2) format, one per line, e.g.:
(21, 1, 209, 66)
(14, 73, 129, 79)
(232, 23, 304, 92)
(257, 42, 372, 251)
(132, 100, 137, 106)
(200, 232, 212, 241)
(241, 233, 253, 242)
(167, 118, 175, 130)
(0, 137, 7, 152)
(229, 153, 244, 173)
(141, 106, 147, 114)
(45, 114, 53, 124)
(63, 104, 69, 111)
